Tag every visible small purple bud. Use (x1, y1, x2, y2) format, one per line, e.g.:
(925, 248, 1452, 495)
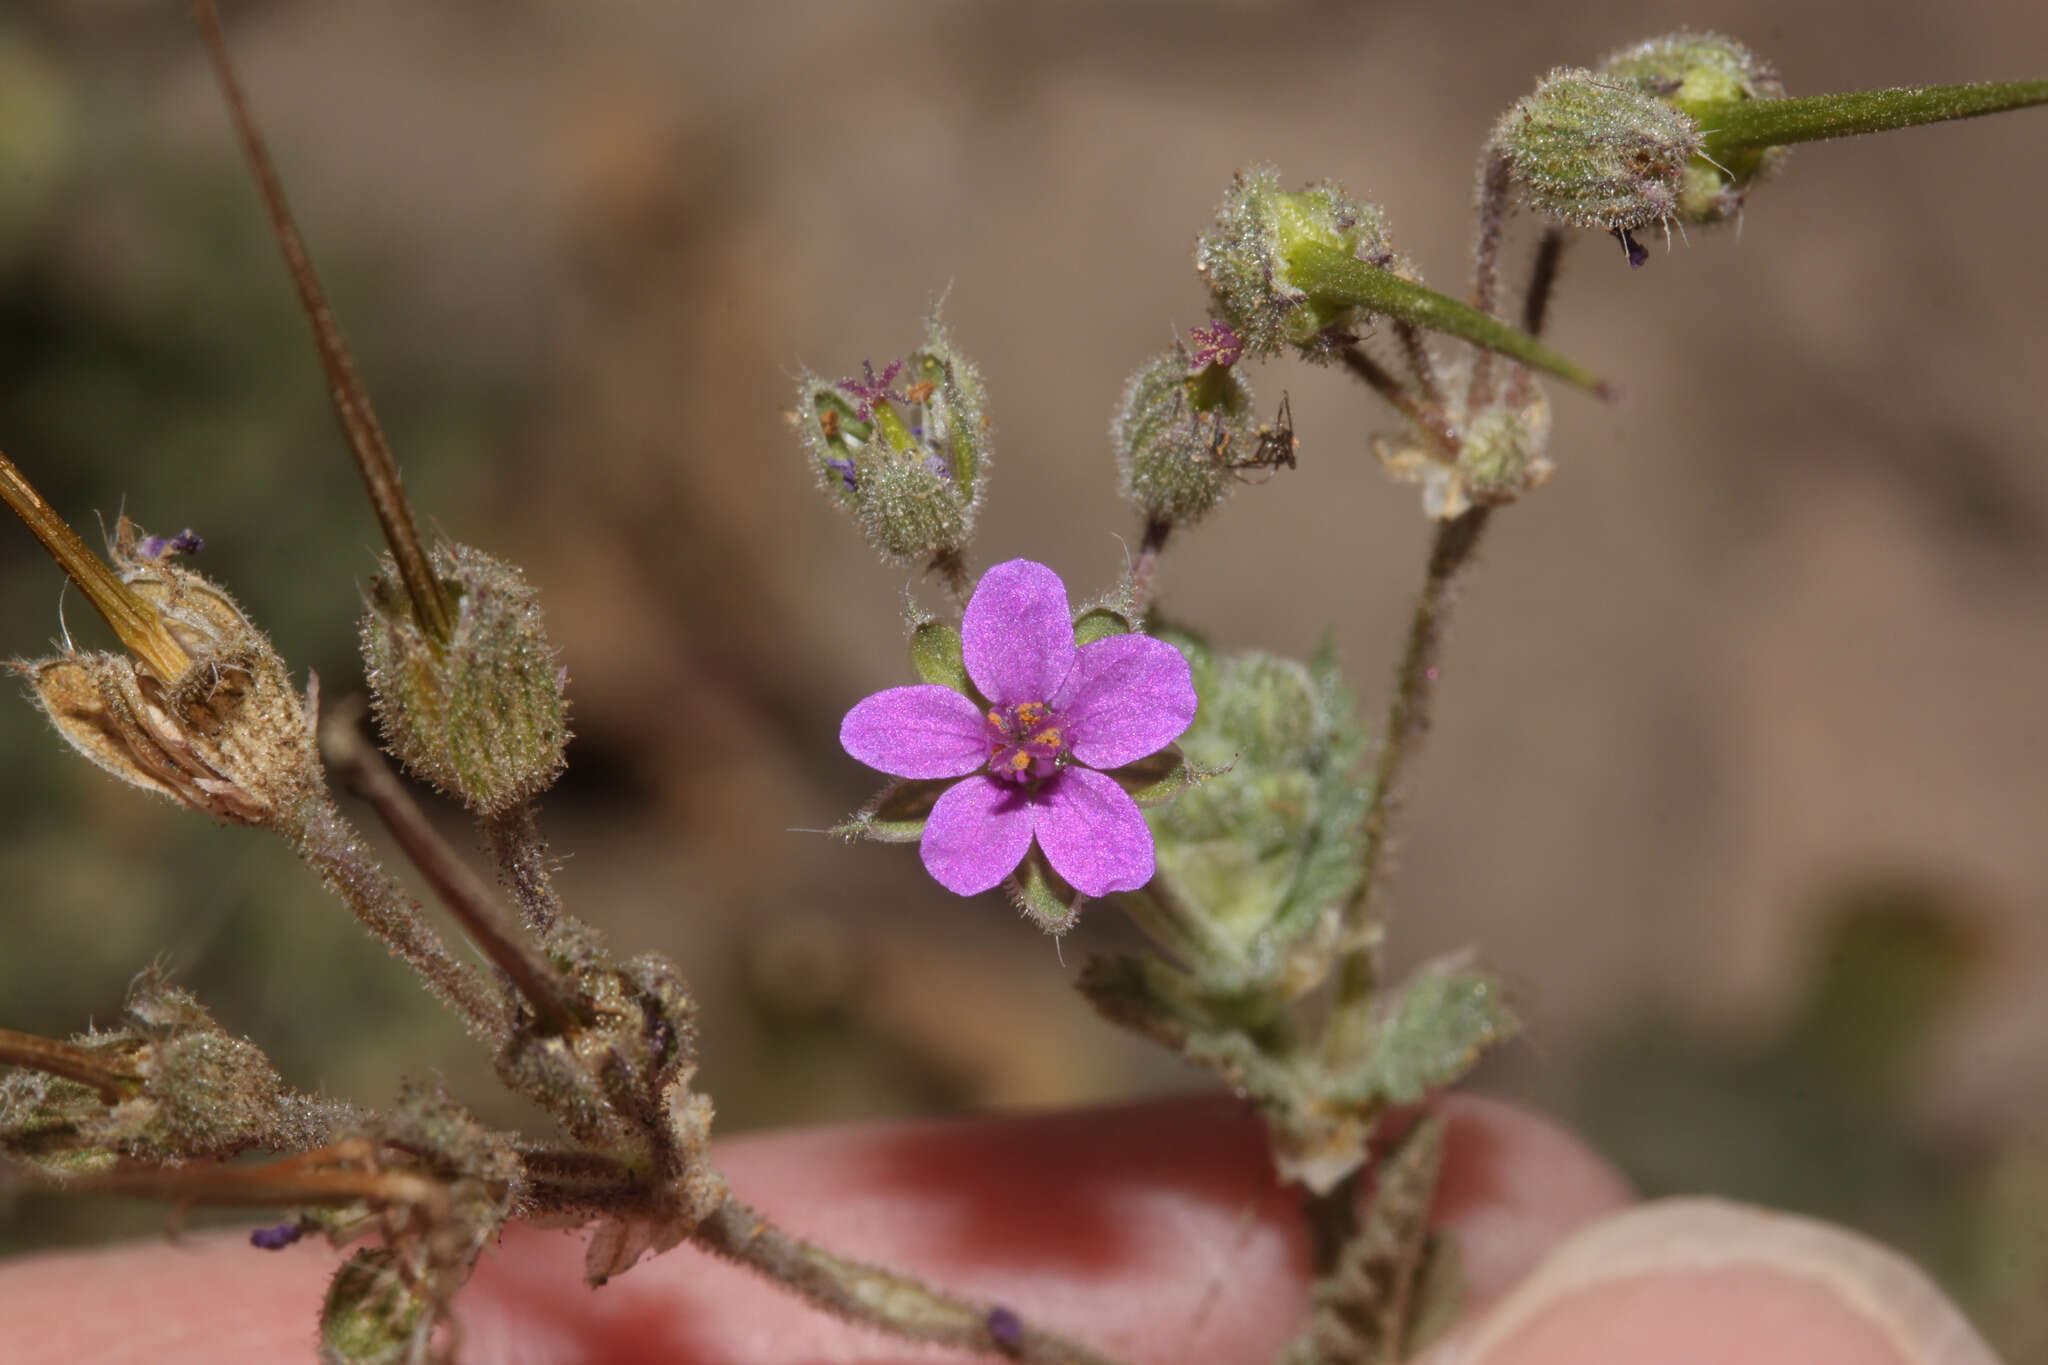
(985, 1305, 1025, 1352)
(249, 1222, 303, 1251)
(1188, 320, 1244, 370)
(138, 528, 205, 559)
(824, 453, 858, 491)
(1611, 227, 1649, 269)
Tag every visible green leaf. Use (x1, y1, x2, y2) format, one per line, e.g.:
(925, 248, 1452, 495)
(1351, 959, 1518, 1106)
(1284, 242, 1611, 396)
(1697, 80, 2048, 161)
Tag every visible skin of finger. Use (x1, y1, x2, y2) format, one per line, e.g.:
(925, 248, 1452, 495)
(1457, 1268, 1916, 1365)
(0, 1092, 1630, 1364)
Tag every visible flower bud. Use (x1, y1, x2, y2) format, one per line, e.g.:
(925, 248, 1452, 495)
(795, 315, 989, 566)
(1600, 31, 1787, 224)
(1194, 166, 1399, 361)
(1374, 379, 1552, 520)
(1112, 338, 1261, 528)
(1491, 67, 1702, 234)
(23, 521, 320, 827)
(360, 541, 567, 816)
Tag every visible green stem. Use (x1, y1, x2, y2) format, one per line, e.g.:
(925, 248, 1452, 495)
(1286, 243, 1611, 398)
(1696, 80, 2048, 161)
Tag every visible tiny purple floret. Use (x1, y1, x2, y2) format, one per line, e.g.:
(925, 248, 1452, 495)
(249, 1222, 303, 1250)
(1188, 320, 1243, 370)
(840, 559, 1196, 899)
(837, 359, 904, 419)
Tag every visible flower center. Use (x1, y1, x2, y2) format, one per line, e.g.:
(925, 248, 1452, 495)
(984, 700, 1067, 782)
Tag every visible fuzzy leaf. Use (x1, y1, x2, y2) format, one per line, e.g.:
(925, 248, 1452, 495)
(1352, 961, 1518, 1106)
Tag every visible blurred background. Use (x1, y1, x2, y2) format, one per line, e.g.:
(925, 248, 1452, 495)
(0, 0, 2043, 1352)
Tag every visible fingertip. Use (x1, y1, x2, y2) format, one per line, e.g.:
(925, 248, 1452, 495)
(1424, 1198, 2000, 1365)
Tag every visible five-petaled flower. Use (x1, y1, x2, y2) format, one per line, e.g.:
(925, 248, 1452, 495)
(840, 559, 1197, 898)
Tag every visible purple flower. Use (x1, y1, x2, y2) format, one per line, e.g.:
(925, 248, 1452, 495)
(1188, 320, 1244, 370)
(840, 559, 1196, 898)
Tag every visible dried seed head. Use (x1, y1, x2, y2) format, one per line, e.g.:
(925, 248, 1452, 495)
(1375, 367, 1553, 519)
(1491, 67, 1702, 234)
(20, 520, 319, 827)
(360, 541, 568, 816)
(1194, 166, 1399, 361)
(1600, 31, 1787, 224)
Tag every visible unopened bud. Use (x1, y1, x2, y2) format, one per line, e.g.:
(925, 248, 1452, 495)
(22, 520, 319, 827)
(360, 541, 568, 816)
(1601, 31, 1787, 224)
(1491, 67, 1701, 235)
(795, 315, 990, 566)
(1194, 166, 1399, 361)
(1113, 339, 1263, 528)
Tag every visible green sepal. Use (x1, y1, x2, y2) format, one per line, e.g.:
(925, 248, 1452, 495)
(909, 620, 971, 694)
(1073, 606, 1133, 647)
(1006, 847, 1084, 935)
(1696, 79, 2048, 162)
(1104, 743, 1216, 808)
(1285, 242, 1610, 396)
(832, 778, 950, 843)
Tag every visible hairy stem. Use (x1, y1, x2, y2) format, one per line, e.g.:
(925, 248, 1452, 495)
(929, 548, 974, 612)
(324, 714, 587, 1036)
(1126, 516, 1172, 618)
(284, 790, 507, 1043)
(1392, 321, 1448, 415)
(1338, 347, 1458, 457)
(0, 1027, 139, 1104)
(692, 1193, 1129, 1365)
(1466, 145, 1517, 411)
(1505, 227, 1569, 411)
(189, 0, 451, 644)
(482, 802, 564, 935)
(1334, 507, 1492, 1009)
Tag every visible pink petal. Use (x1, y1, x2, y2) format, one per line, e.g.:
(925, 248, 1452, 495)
(1053, 634, 1197, 770)
(961, 559, 1077, 706)
(1033, 767, 1155, 897)
(840, 685, 989, 779)
(920, 774, 1036, 895)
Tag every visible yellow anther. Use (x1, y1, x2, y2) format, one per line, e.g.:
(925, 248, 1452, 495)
(1009, 751, 1032, 771)
(1016, 701, 1048, 726)
(1035, 728, 1062, 750)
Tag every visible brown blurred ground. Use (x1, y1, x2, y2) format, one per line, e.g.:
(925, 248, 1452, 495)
(0, 0, 2043, 1337)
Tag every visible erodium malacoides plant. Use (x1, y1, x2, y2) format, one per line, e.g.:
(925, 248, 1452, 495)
(1, 8, 2043, 1364)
